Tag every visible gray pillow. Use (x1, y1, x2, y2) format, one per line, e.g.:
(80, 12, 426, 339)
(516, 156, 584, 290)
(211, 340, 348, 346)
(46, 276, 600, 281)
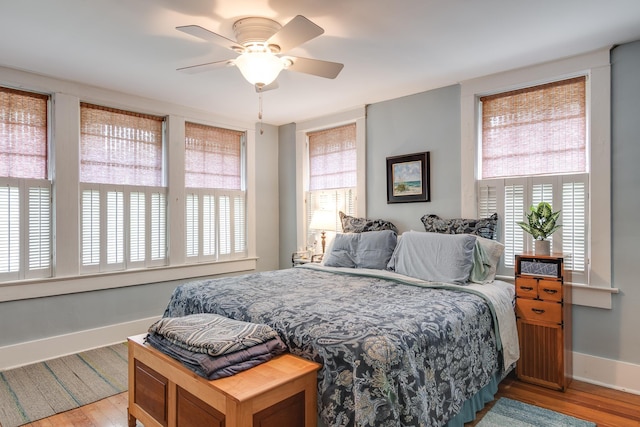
(323, 230, 397, 270)
(387, 231, 477, 284)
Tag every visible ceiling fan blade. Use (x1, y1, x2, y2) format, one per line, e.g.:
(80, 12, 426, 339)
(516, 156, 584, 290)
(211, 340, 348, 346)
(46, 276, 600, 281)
(255, 81, 279, 93)
(285, 56, 344, 79)
(176, 25, 243, 52)
(177, 60, 235, 74)
(266, 15, 324, 53)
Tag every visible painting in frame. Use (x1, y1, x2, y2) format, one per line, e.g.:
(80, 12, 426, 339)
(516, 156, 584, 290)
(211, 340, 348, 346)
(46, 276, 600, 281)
(386, 151, 430, 203)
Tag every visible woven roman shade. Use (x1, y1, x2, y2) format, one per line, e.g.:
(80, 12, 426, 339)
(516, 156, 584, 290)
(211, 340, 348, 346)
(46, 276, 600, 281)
(185, 122, 243, 190)
(308, 123, 356, 191)
(80, 103, 165, 186)
(0, 87, 48, 179)
(480, 77, 586, 179)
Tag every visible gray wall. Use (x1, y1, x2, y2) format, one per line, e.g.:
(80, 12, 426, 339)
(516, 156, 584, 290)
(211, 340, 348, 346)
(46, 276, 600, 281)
(366, 85, 462, 232)
(0, 124, 281, 347)
(570, 40, 640, 364)
(278, 123, 298, 269)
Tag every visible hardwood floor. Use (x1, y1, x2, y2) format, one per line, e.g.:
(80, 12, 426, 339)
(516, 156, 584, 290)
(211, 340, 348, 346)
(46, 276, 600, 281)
(21, 374, 640, 426)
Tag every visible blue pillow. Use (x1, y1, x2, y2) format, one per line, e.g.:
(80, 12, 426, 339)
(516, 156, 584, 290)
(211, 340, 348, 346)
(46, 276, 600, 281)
(323, 230, 397, 270)
(387, 231, 477, 284)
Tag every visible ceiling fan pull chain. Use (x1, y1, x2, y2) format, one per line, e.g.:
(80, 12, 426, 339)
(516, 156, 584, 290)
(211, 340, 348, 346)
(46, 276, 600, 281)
(258, 90, 264, 135)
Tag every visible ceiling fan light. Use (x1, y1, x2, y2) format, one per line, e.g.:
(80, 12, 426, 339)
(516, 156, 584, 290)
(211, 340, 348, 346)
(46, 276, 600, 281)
(234, 51, 284, 86)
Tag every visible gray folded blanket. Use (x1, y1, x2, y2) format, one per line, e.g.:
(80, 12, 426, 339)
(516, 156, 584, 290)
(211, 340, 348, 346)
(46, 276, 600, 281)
(146, 332, 286, 380)
(148, 313, 281, 357)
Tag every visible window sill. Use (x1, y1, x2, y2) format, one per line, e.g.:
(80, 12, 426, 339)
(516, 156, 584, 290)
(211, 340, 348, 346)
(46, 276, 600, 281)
(567, 282, 619, 309)
(0, 257, 258, 303)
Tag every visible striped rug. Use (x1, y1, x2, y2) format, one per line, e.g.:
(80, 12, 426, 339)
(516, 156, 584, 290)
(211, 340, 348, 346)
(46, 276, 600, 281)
(0, 342, 128, 427)
(477, 397, 596, 427)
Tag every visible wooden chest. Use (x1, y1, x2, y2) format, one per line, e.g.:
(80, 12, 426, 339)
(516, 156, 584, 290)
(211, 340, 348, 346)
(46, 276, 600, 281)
(127, 334, 321, 427)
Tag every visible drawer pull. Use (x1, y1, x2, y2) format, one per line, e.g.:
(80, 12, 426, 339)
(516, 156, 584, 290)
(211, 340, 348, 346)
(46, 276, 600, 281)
(520, 286, 534, 291)
(542, 288, 558, 294)
(531, 308, 546, 314)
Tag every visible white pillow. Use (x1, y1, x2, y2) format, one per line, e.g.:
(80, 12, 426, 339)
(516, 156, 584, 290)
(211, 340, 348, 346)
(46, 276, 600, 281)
(387, 231, 477, 284)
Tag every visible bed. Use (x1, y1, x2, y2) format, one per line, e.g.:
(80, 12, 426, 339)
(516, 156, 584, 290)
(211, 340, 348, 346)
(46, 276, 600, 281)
(158, 229, 519, 427)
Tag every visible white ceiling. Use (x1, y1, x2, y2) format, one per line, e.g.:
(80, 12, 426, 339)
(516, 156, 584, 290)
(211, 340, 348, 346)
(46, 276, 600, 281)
(2, 0, 640, 126)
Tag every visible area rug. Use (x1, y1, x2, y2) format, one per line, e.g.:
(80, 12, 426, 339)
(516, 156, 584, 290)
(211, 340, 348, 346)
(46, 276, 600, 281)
(477, 397, 596, 427)
(0, 342, 128, 427)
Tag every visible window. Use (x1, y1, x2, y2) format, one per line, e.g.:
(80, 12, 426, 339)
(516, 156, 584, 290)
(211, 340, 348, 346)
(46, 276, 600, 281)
(184, 122, 246, 262)
(477, 77, 588, 283)
(305, 123, 357, 248)
(80, 103, 167, 272)
(0, 87, 51, 281)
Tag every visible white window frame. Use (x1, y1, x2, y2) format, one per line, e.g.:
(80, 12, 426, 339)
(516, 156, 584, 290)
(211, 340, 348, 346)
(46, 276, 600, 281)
(295, 108, 366, 251)
(461, 48, 615, 308)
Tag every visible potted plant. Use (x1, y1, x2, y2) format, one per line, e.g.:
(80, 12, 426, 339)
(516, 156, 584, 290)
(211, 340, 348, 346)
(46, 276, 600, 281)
(517, 202, 561, 255)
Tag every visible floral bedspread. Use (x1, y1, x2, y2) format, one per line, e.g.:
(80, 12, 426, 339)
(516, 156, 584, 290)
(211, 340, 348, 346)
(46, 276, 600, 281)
(162, 266, 508, 427)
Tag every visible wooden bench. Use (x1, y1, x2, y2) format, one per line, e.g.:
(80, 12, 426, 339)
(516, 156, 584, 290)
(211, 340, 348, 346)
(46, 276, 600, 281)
(127, 334, 321, 427)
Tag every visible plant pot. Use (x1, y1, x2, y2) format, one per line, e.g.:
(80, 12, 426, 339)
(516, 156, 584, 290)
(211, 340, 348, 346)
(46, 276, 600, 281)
(535, 239, 550, 256)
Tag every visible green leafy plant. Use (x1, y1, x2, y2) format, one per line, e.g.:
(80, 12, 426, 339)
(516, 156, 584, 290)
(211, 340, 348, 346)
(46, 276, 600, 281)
(517, 202, 561, 240)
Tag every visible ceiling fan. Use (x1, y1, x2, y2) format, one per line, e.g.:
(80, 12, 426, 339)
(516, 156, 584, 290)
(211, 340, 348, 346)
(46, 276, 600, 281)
(176, 15, 344, 92)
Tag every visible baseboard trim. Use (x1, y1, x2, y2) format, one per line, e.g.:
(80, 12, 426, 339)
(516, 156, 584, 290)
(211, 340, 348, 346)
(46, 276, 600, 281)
(0, 316, 161, 371)
(573, 351, 640, 395)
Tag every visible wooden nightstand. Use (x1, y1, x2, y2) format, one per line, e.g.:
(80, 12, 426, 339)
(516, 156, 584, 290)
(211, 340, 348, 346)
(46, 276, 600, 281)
(514, 253, 572, 391)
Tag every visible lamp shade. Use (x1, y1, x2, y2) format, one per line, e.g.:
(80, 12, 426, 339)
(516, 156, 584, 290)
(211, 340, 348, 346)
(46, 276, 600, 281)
(234, 51, 285, 86)
(309, 209, 337, 232)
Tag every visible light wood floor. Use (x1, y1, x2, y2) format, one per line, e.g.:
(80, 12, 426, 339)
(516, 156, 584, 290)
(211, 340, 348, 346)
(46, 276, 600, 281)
(21, 374, 640, 427)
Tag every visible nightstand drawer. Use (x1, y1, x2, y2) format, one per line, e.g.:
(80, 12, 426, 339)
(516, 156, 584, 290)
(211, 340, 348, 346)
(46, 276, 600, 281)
(537, 279, 563, 302)
(515, 277, 538, 298)
(516, 299, 562, 324)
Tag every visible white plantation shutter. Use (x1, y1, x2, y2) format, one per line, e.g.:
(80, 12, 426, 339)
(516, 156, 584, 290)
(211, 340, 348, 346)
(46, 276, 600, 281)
(1, 87, 51, 281)
(80, 104, 167, 271)
(27, 184, 51, 273)
(81, 189, 100, 268)
(0, 184, 20, 275)
(503, 182, 525, 268)
(478, 185, 497, 220)
(562, 175, 588, 278)
(233, 194, 246, 255)
(219, 195, 231, 256)
(185, 193, 199, 258)
(129, 192, 145, 263)
(202, 194, 215, 257)
(184, 122, 246, 262)
(150, 192, 166, 262)
(106, 190, 124, 267)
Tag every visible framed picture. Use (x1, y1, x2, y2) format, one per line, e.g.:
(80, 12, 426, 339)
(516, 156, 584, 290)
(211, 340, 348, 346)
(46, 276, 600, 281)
(386, 151, 430, 203)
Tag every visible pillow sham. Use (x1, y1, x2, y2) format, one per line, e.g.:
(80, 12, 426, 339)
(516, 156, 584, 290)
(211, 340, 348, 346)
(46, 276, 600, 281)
(323, 230, 397, 270)
(420, 213, 498, 240)
(469, 236, 504, 284)
(340, 211, 398, 234)
(387, 231, 476, 284)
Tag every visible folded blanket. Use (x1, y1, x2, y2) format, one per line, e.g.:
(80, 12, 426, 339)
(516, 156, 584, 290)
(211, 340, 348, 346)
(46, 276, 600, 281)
(148, 313, 280, 357)
(146, 332, 287, 379)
